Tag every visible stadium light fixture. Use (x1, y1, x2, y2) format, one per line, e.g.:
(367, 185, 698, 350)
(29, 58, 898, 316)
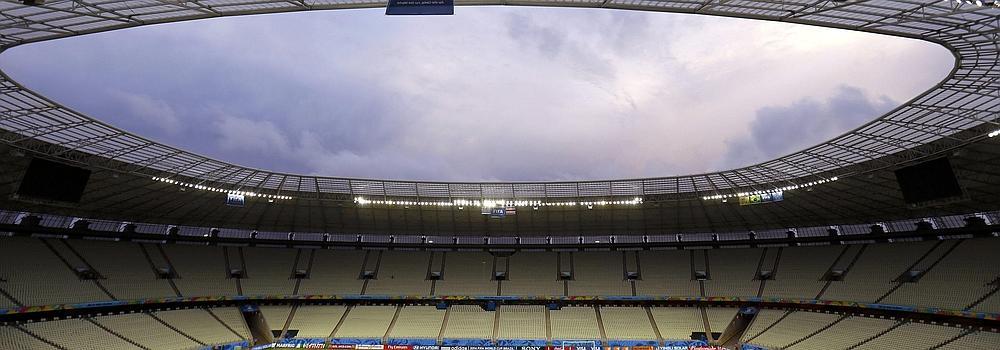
(151, 177, 292, 200)
(701, 176, 839, 201)
(989, 129, 1000, 138)
(352, 196, 643, 208)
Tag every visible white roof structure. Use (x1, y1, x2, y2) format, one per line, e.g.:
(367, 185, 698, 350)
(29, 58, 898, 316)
(0, 0, 996, 200)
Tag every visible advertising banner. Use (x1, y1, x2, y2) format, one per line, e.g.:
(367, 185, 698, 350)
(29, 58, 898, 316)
(738, 192, 783, 206)
(385, 0, 454, 16)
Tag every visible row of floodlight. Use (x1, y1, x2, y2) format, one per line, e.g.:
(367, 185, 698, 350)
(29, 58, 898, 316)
(151, 177, 293, 200)
(353, 197, 644, 208)
(702, 177, 839, 201)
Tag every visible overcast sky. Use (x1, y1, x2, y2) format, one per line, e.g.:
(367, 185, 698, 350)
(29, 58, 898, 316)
(0, 7, 953, 181)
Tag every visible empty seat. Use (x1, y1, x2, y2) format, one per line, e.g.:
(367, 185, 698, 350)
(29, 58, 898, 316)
(388, 305, 445, 340)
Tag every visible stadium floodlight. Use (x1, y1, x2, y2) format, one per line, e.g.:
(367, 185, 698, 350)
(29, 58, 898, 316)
(989, 129, 1000, 138)
(152, 177, 292, 200)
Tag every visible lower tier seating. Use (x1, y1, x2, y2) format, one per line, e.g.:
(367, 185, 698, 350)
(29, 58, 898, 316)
(3, 305, 992, 350)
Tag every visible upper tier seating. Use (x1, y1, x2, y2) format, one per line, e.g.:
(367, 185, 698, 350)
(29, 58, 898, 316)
(434, 252, 497, 296)
(503, 252, 564, 296)
(570, 252, 632, 296)
(162, 243, 237, 297)
(2, 236, 998, 316)
(634, 250, 700, 297)
(822, 241, 935, 303)
(704, 249, 761, 297)
(241, 247, 297, 295)
(882, 238, 1000, 311)
(762, 245, 843, 300)
(296, 249, 366, 295)
(0, 237, 108, 307)
(365, 251, 432, 296)
(69, 240, 176, 300)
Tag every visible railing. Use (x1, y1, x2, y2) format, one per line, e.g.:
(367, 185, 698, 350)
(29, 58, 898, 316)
(0, 209, 996, 248)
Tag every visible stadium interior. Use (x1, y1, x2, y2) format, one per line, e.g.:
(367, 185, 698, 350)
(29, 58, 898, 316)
(0, 0, 999, 349)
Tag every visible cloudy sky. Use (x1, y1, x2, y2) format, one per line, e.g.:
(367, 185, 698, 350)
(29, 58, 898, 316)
(0, 7, 953, 181)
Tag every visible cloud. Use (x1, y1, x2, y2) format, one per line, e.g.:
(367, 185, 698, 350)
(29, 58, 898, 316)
(505, 13, 568, 57)
(719, 85, 898, 169)
(0, 7, 953, 181)
(107, 90, 182, 135)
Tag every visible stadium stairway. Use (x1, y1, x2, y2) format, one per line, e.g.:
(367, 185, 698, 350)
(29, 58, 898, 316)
(814, 245, 867, 300)
(644, 307, 664, 345)
(382, 305, 403, 344)
(594, 306, 608, 345)
(741, 310, 793, 344)
(965, 283, 1000, 311)
(874, 239, 963, 303)
(436, 305, 449, 345)
(137, 244, 182, 297)
(205, 308, 249, 341)
(930, 328, 976, 349)
(85, 317, 150, 350)
(12, 324, 66, 350)
(40, 238, 116, 300)
(144, 312, 205, 346)
(780, 315, 849, 349)
(844, 321, 906, 349)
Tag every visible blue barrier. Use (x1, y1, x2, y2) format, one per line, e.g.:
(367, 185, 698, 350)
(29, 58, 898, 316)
(866, 303, 916, 312)
(496, 339, 547, 346)
(606, 340, 658, 346)
(662, 340, 708, 349)
(276, 338, 327, 345)
(330, 338, 382, 345)
(386, 338, 439, 345)
(203, 340, 251, 349)
(551, 339, 603, 346)
(441, 338, 493, 346)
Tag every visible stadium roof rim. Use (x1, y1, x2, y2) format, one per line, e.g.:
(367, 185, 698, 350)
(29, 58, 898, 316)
(0, 0, 997, 199)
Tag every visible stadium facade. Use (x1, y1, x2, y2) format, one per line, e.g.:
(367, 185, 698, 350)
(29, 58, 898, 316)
(0, 0, 999, 349)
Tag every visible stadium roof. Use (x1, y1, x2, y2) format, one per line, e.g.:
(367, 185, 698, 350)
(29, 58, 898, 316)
(0, 0, 997, 234)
